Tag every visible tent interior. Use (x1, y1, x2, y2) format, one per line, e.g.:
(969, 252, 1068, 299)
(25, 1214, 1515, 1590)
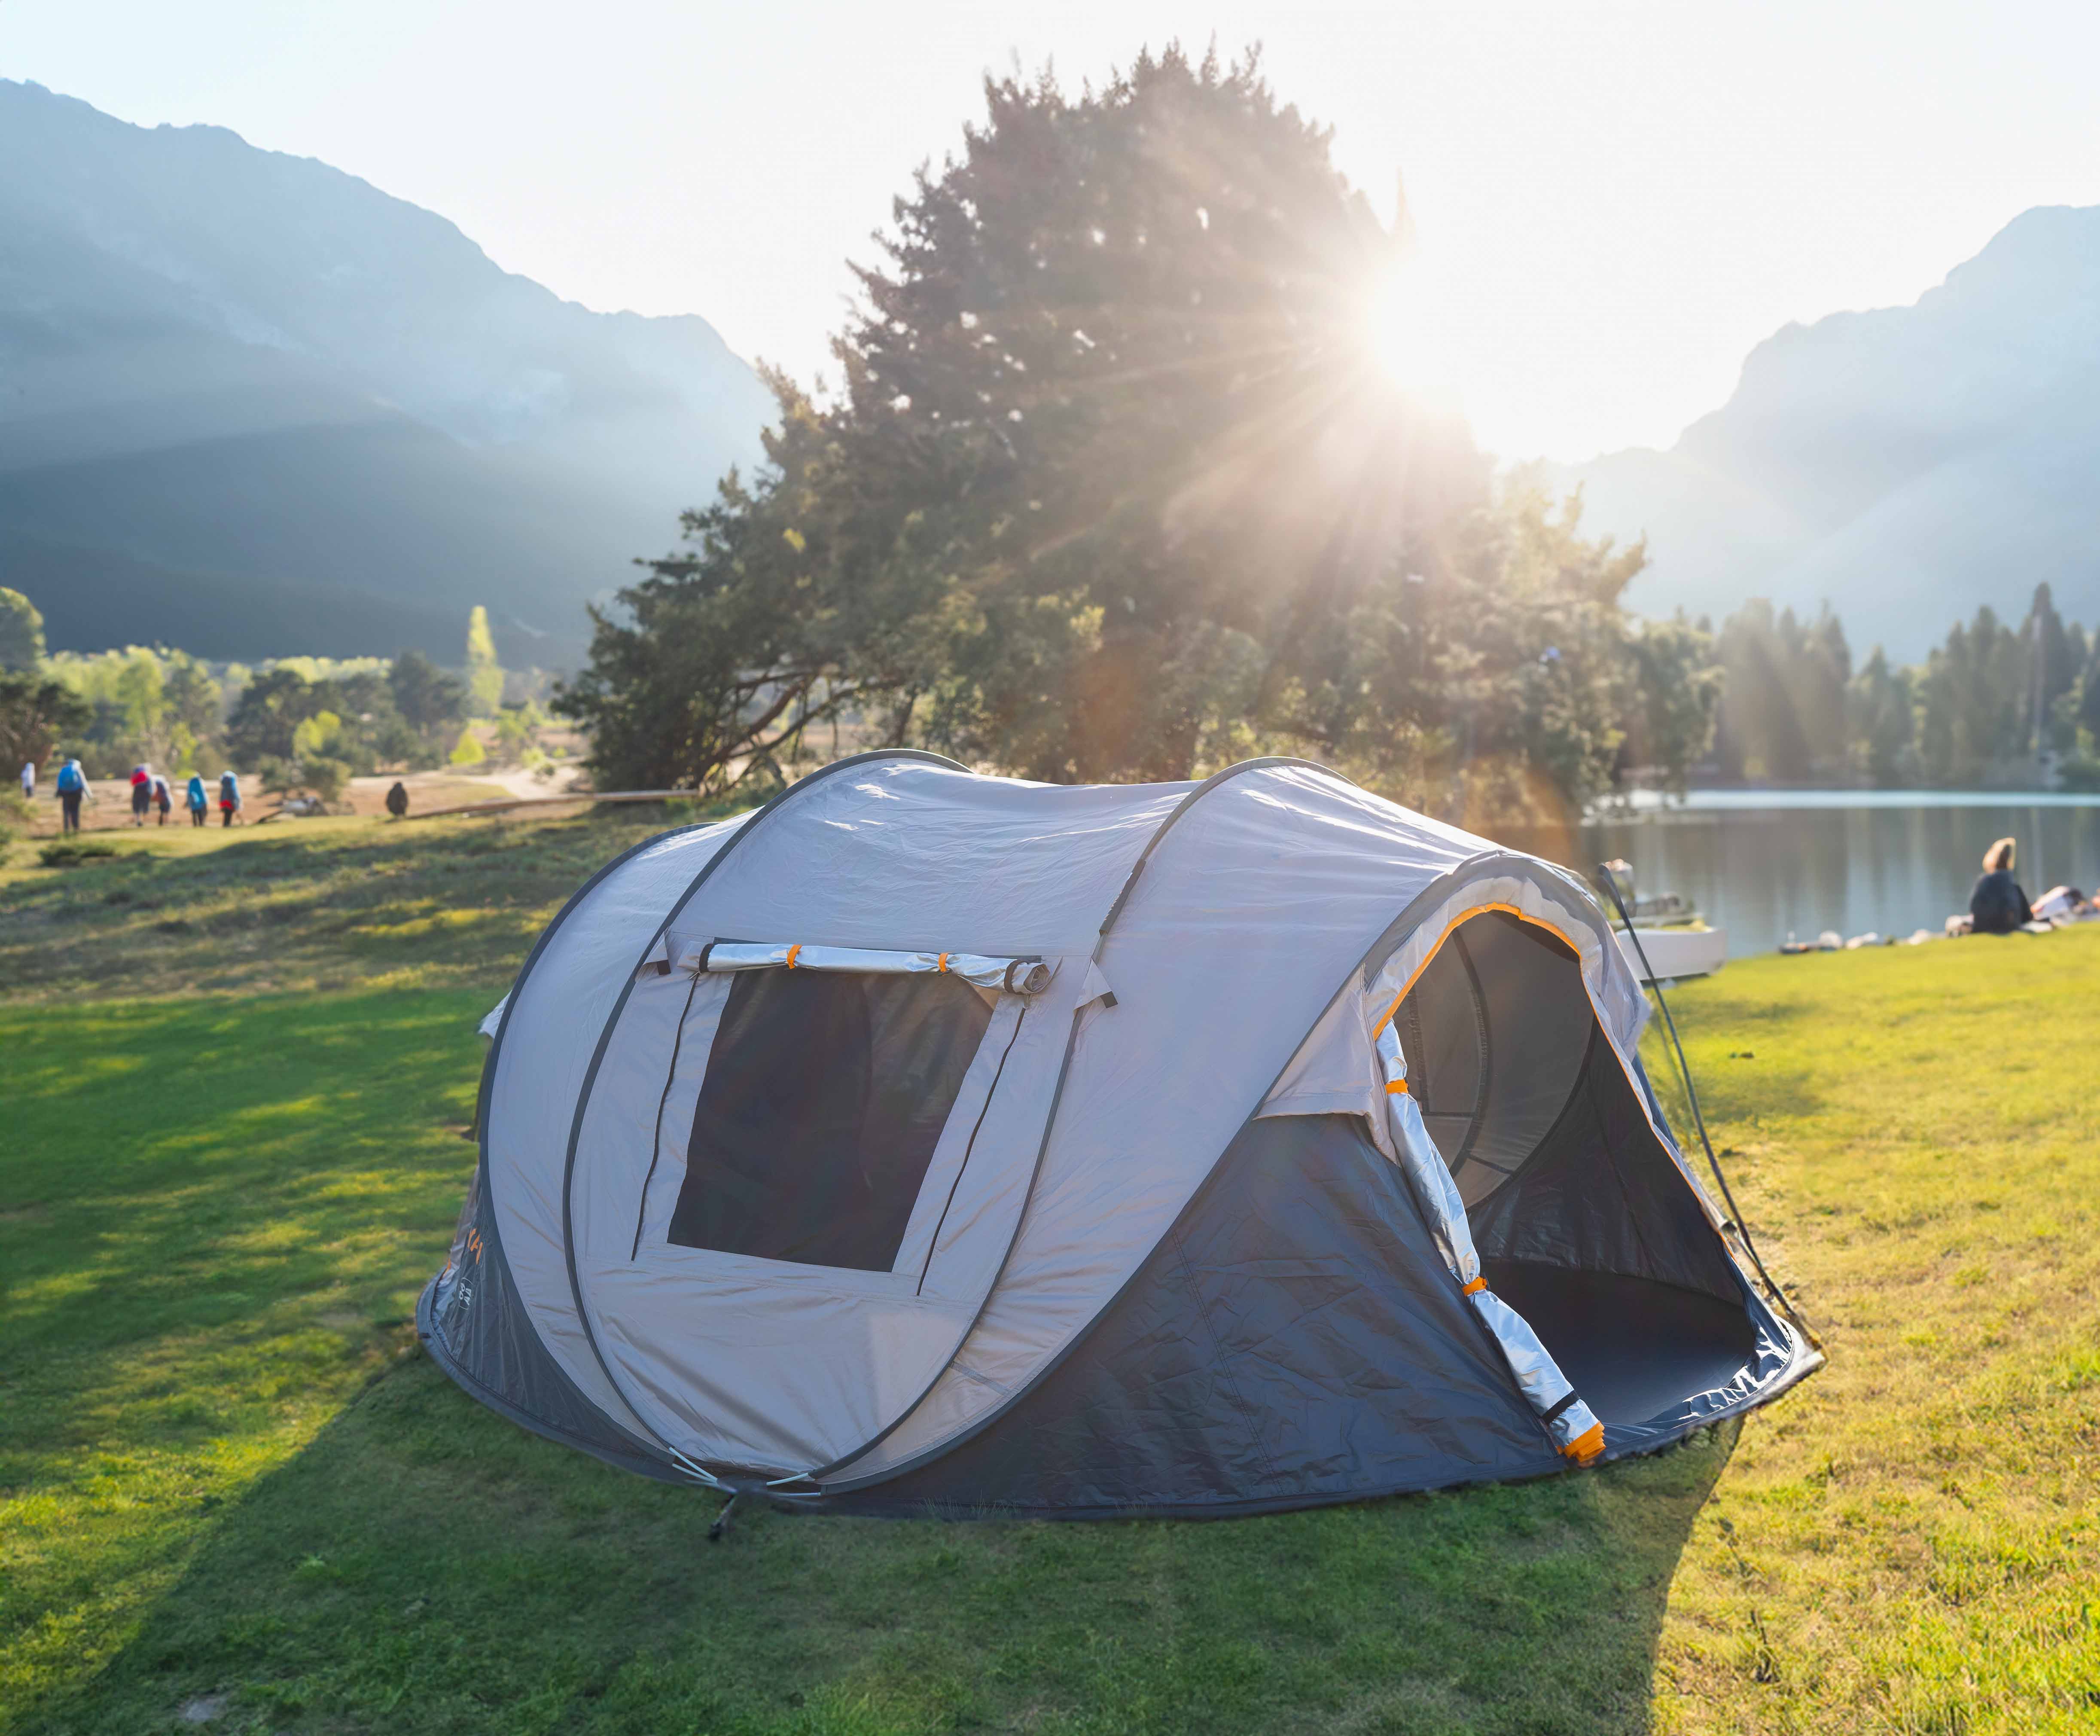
(1393, 910, 1759, 1432)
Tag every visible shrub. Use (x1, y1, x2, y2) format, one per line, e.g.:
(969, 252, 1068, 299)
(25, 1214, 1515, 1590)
(297, 755, 353, 805)
(39, 839, 118, 867)
(2056, 756, 2100, 793)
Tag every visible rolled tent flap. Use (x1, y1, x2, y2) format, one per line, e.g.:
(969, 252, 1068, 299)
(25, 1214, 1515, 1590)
(674, 940, 1054, 996)
(1376, 1024, 1606, 1465)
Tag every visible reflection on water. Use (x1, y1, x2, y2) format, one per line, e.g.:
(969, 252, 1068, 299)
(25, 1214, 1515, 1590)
(1532, 795, 2100, 958)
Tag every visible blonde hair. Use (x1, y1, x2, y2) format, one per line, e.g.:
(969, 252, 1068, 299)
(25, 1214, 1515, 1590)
(1983, 836, 2017, 873)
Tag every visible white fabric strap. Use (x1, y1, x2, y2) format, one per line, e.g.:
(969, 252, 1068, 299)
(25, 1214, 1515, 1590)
(683, 941, 1053, 995)
(1377, 1022, 1604, 1463)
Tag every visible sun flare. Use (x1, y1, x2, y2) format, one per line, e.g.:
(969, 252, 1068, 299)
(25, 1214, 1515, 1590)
(1367, 264, 1439, 390)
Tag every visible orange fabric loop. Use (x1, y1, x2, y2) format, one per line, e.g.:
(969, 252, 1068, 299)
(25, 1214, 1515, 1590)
(1562, 1422, 1606, 1466)
(1385, 1078, 1410, 1095)
(937, 952, 950, 973)
(1461, 1275, 1487, 1294)
(784, 943, 802, 969)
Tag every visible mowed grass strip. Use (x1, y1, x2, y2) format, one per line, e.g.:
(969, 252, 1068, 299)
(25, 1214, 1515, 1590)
(1, 819, 2095, 1733)
(0, 992, 483, 1727)
(0, 808, 687, 1002)
(1647, 933, 2100, 1734)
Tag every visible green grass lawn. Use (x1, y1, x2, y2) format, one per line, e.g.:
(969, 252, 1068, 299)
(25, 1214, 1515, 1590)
(2, 816, 2096, 1734)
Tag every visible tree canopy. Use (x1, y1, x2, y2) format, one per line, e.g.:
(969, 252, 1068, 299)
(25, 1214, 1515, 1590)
(0, 673, 91, 774)
(0, 588, 46, 674)
(560, 48, 1704, 818)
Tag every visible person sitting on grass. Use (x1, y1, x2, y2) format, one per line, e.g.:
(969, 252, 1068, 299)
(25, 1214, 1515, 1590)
(1968, 837, 2033, 935)
(186, 772, 209, 827)
(385, 779, 410, 819)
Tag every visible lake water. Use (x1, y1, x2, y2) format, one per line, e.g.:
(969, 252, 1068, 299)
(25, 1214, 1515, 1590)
(1544, 792, 2100, 960)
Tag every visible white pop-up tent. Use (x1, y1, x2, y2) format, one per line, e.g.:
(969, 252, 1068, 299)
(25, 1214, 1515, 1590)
(421, 754, 1819, 1516)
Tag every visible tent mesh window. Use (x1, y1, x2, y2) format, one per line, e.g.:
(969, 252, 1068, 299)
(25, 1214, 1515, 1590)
(667, 967, 994, 1271)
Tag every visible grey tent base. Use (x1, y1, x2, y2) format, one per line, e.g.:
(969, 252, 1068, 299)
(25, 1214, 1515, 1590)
(418, 1154, 692, 1488)
(796, 1113, 1814, 1521)
(419, 1108, 1813, 1519)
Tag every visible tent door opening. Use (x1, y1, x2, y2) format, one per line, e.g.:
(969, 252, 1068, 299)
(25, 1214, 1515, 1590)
(1393, 909, 1757, 1431)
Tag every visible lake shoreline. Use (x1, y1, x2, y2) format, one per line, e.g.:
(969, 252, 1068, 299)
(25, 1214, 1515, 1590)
(1599, 787, 2100, 815)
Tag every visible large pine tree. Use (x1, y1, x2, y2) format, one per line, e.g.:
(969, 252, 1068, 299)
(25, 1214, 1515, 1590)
(563, 46, 1681, 810)
(827, 46, 1488, 780)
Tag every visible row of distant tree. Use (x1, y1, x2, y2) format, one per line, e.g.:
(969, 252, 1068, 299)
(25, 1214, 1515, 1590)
(0, 593, 554, 804)
(1707, 585, 2100, 790)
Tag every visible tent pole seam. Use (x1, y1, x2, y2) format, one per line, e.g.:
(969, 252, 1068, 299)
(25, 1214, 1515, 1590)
(813, 757, 1374, 1495)
(468, 812, 723, 1468)
(556, 750, 972, 1480)
(630, 968, 706, 1260)
(917, 1004, 1030, 1297)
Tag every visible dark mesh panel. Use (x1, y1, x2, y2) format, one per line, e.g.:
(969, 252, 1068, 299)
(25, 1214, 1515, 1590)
(667, 968, 992, 1271)
(1467, 1035, 1743, 1303)
(1404, 938, 1484, 1168)
(1399, 913, 1592, 1206)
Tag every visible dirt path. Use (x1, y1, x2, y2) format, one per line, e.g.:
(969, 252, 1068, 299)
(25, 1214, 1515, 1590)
(15, 763, 589, 837)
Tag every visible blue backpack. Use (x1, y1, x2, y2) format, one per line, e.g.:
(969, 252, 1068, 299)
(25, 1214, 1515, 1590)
(56, 763, 83, 794)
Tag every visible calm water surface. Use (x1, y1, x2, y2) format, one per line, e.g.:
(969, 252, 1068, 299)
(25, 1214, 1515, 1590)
(1544, 793, 2100, 959)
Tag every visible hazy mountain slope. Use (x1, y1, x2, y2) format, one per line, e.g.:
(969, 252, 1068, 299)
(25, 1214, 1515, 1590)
(0, 79, 775, 661)
(1566, 205, 2100, 660)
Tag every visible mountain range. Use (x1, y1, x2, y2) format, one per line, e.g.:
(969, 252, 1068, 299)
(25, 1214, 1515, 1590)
(1564, 204, 2100, 662)
(9, 77, 2095, 672)
(0, 79, 773, 664)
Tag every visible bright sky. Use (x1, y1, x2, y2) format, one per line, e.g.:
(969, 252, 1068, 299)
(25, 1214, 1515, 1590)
(8, 0, 2098, 461)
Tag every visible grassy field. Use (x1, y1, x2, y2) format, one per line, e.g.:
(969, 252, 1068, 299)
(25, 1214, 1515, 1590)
(2, 813, 2096, 1734)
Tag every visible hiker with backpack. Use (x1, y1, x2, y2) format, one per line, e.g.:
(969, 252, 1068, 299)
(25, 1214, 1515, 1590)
(151, 774, 174, 825)
(217, 770, 242, 827)
(129, 764, 153, 827)
(186, 772, 209, 827)
(55, 759, 91, 834)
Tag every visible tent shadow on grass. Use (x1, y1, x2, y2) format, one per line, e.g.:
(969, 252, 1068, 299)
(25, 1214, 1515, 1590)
(44, 1352, 1739, 1736)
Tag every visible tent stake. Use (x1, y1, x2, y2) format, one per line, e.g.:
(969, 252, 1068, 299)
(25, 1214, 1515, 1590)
(707, 1492, 740, 1543)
